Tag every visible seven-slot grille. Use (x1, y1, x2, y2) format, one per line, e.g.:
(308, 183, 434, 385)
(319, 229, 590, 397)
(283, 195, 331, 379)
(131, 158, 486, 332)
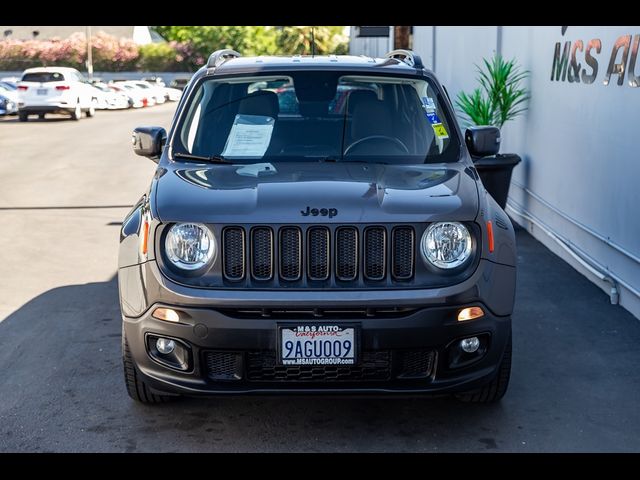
(222, 225, 415, 284)
(222, 228, 245, 280)
(336, 227, 358, 281)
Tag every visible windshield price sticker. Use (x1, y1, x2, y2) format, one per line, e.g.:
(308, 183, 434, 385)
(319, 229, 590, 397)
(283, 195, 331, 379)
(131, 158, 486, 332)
(222, 114, 275, 158)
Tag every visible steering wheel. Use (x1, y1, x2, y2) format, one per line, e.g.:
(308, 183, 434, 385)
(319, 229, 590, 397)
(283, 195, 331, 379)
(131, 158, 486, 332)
(344, 135, 410, 156)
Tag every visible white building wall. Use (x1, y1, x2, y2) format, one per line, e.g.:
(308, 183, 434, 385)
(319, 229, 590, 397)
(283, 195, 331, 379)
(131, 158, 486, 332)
(348, 27, 393, 58)
(411, 26, 434, 69)
(432, 26, 499, 97)
(353, 25, 640, 319)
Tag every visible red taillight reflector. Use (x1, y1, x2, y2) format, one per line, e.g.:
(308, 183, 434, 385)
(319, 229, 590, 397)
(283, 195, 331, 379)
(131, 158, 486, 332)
(17, 85, 28, 91)
(55, 85, 70, 91)
(487, 220, 495, 253)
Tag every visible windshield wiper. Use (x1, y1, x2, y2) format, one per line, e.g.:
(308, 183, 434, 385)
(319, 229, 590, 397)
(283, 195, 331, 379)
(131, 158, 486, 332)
(172, 152, 232, 164)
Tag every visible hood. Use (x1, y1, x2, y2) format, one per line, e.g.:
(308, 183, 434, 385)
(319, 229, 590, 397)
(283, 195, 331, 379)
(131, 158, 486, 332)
(154, 161, 479, 224)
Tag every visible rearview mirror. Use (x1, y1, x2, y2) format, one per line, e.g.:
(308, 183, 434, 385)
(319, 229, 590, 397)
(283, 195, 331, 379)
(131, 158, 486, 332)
(465, 126, 501, 158)
(132, 126, 166, 162)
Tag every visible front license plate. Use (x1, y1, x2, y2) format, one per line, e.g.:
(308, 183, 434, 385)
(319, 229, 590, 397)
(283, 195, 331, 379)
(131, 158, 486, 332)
(280, 325, 356, 365)
(37, 88, 48, 95)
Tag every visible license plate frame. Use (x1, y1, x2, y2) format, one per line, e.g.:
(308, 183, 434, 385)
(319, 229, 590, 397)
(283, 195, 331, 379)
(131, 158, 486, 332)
(277, 323, 360, 366)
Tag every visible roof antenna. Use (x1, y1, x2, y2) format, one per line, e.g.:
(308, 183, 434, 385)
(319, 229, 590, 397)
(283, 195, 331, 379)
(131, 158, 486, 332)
(311, 26, 316, 57)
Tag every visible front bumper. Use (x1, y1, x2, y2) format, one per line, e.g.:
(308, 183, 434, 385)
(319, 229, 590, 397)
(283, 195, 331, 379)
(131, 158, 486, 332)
(19, 105, 75, 114)
(124, 304, 511, 395)
(120, 259, 515, 396)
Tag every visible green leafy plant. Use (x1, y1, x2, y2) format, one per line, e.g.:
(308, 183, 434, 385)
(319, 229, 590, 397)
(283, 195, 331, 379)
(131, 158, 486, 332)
(456, 54, 530, 128)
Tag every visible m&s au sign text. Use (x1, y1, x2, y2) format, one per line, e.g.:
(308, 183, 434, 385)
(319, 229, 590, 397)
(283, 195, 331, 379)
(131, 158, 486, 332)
(551, 28, 640, 87)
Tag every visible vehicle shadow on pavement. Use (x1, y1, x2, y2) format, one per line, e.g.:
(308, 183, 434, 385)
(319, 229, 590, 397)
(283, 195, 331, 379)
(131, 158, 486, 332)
(2, 228, 640, 452)
(0, 276, 509, 453)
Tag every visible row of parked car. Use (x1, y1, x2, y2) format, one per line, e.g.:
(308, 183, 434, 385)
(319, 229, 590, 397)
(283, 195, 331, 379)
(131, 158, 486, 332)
(0, 67, 188, 121)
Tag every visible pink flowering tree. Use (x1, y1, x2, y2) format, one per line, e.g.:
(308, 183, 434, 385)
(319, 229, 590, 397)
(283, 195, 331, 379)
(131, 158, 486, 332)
(0, 31, 193, 72)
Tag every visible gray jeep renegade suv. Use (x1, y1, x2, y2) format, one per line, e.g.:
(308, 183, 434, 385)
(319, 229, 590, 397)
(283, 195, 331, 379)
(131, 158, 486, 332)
(119, 49, 516, 403)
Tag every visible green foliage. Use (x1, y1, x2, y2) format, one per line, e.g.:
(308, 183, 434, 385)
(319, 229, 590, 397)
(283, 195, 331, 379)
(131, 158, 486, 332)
(275, 26, 349, 55)
(456, 88, 495, 126)
(138, 43, 183, 72)
(0, 27, 350, 73)
(455, 54, 530, 128)
(154, 26, 349, 66)
(154, 26, 278, 69)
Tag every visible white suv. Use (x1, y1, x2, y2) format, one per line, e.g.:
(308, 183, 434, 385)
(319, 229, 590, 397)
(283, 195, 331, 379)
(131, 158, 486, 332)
(17, 67, 97, 121)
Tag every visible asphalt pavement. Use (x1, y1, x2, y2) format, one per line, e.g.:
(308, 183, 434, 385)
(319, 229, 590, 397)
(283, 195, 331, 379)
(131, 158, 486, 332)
(1, 105, 639, 452)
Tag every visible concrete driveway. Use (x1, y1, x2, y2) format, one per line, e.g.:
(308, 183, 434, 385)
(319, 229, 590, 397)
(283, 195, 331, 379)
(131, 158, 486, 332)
(1, 105, 639, 452)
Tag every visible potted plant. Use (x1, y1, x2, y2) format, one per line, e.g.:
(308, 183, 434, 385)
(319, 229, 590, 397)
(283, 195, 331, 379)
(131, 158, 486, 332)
(456, 54, 530, 208)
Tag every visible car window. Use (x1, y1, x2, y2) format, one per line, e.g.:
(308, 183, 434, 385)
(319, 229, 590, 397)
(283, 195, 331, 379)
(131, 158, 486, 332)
(22, 72, 66, 83)
(176, 72, 460, 164)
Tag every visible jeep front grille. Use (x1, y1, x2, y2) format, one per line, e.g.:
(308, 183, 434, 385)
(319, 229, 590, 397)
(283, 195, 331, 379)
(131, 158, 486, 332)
(251, 227, 273, 280)
(279, 227, 302, 281)
(222, 225, 416, 285)
(222, 227, 245, 281)
(336, 227, 358, 281)
(392, 227, 415, 280)
(364, 227, 386, 280)
(307, 227, 330, 281)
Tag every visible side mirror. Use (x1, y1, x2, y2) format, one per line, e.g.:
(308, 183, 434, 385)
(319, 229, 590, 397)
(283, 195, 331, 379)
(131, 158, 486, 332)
(465, 126, 501, 158)
(132, 126, 166, 162)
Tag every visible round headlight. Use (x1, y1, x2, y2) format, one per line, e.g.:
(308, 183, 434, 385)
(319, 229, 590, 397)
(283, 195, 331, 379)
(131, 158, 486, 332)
(421, 222, 472, 269)
(165, 223, 216, 270)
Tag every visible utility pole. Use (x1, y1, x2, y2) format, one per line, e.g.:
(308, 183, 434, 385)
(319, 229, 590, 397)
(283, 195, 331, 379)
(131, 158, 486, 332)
(311, 26, 316, 56)
(86, 26, 93, 81)
(394, 26, 412, 50)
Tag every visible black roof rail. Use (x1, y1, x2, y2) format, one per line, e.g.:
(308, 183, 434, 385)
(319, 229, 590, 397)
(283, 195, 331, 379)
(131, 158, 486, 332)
(207, 49, 241, 69)
(384, 49, 424, 69)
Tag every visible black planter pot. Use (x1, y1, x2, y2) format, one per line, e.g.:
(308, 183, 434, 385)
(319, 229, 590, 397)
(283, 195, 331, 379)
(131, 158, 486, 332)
(473, 153, 521, 209)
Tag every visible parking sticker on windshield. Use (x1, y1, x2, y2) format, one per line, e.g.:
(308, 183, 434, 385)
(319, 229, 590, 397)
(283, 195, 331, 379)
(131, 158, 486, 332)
(222, 114, 275, 158)
(432, 123, 449, 139)
(422, 96, 436, 111)
(426, 111, 441, 124)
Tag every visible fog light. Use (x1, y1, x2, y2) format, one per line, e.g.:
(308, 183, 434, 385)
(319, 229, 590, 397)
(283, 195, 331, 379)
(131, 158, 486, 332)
(156, 338, 176, 355)
(460, 337, 480, 353)
(152, 307, 180, 323)
(458, 306, 484, 322)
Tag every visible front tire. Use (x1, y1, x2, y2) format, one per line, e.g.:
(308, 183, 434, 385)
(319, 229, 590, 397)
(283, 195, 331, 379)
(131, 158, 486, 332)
(18, 112, 28, 122)
(122, 330, 176, 404)
(456, 330, 512, 403)
(70, 102, 82, 121)
(86, 103, 96, 118)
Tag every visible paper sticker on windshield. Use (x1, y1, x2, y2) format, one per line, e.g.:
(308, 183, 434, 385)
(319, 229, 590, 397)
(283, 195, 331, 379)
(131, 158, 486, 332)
(432, 123, 449, 139)
(425, 112, 441, 124)
(422, 96, 436, 111)
(222, 114, 274, 158)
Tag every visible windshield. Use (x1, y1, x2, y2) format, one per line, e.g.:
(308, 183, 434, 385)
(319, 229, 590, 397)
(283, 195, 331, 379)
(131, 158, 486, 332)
(22, 72, 66, 83)
(174, 72, 460, 164)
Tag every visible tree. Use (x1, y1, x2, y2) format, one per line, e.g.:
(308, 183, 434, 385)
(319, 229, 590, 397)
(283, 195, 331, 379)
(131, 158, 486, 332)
(153, 26, 278, 69)
(274, 26, 348, 55)
(153, 26, 349, 69)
